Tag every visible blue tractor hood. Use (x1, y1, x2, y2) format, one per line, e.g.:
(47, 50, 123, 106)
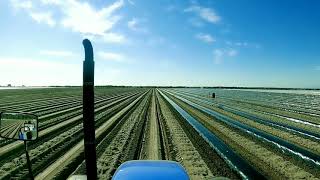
(112, 160, 189, 180)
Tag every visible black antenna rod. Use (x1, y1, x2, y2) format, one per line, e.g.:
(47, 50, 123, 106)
(82, 39, 97, 179)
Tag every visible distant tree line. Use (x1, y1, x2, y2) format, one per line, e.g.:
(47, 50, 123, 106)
(43, 85, 320, 90)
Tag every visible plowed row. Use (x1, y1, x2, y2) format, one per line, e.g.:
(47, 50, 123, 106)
(0, 88, 239, 180)
(1, 87, 318, 179)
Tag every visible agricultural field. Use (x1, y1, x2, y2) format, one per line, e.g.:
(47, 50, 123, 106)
(0, 87, 319, 179)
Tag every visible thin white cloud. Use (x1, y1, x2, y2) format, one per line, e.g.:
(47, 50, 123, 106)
(61, 0, 124, 36)
(10, 0, 55, 26)
(9, 0, 126, 44)
(127, 0, 135, 5)
(10, 0, 33, 10)
(128, 18, 148, 33)
(235, 42, 248, 46)
(188, 18, 204, 27)
(195, 33, 215, 43)
(227, 49, 238, 56)
(30, 11, 56, 27)
(226, 41, 261, 49)
(82, 32, 126, 44)
(226, 41, 248, 47)
(213, 49, 238, 64)
(59, 0, 126, 43)
(102, 33, 126, 43)
(185, 5, 221, 24)
(97, 52, 125, 62)
(40, 0, 62, 5)
(128, 18, 137, 30)
(40, 50, 74, 57)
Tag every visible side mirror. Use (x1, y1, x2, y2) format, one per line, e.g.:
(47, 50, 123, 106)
(0, 112, 38, 141)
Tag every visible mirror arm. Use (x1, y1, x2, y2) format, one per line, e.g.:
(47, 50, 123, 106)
(24, 141, 34, 180)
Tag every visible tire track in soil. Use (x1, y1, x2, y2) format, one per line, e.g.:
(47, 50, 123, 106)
(139, 89, 162, 160)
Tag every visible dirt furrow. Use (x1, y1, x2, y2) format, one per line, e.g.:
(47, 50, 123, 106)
(35, 92, 147, 180)
(139, 90, 161, 160)
(192, 97, 320, 154)
(157, 91, 216, 179)
(167, 92, 320, 179)
(95, 92, 151, 179)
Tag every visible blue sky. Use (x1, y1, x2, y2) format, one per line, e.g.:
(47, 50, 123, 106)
(0, 0, 319, 88)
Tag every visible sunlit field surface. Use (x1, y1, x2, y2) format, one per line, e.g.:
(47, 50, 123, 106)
(0, 87, 319, 179)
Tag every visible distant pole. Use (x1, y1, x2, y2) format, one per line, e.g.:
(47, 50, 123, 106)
(82, 39, 97, 179)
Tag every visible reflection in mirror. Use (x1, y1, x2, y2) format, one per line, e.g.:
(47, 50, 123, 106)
(0, 112, 38, 141)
